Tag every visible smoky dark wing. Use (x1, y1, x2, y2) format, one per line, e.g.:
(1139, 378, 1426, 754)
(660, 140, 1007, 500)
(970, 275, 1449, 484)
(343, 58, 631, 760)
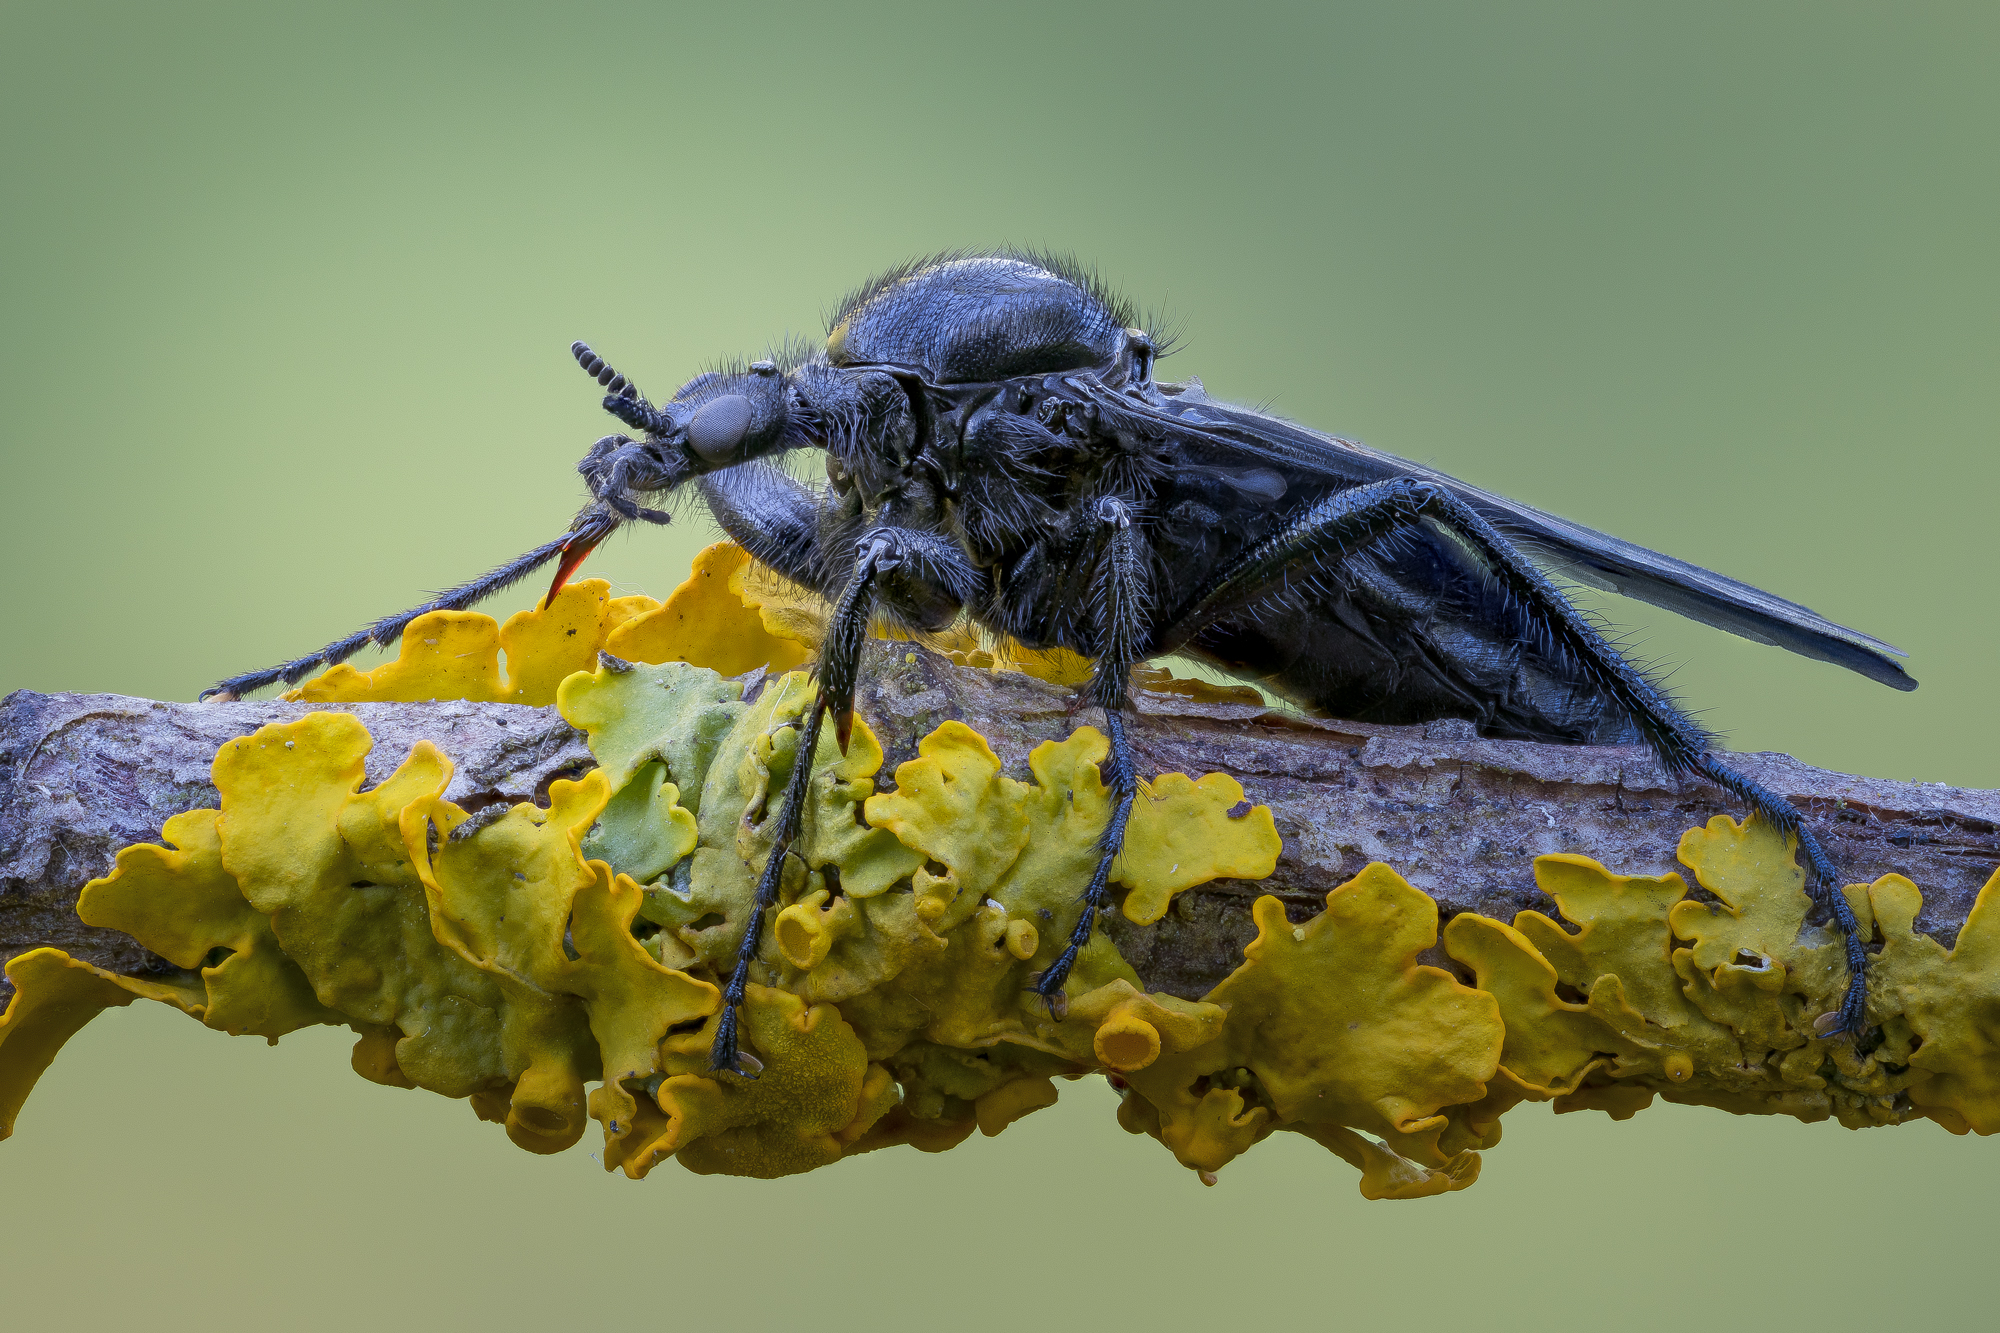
(1436, 484, 1917, 690)
(1105, 380, 1916, 691)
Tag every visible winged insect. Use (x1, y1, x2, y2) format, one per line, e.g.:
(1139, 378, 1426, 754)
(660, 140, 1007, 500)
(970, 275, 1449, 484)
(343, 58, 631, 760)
(206, 252, 1912, 1071)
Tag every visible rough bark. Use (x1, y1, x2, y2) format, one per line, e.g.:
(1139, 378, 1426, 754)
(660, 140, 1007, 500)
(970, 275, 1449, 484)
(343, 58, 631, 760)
(6, 641, 1998, 1004)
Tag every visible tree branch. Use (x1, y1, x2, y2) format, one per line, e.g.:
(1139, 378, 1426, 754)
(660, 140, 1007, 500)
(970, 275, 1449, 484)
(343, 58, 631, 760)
(6, 640, 1997, 1003)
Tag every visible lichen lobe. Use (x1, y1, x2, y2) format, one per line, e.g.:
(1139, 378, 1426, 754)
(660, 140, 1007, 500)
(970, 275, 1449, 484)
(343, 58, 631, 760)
(6, 543, 1997, 1196)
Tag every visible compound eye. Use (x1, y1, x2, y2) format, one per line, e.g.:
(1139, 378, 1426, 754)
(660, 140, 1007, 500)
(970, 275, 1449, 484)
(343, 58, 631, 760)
(687, 394, 753, 464)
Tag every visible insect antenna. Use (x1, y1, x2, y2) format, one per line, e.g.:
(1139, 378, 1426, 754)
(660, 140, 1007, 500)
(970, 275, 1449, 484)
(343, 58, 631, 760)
(571, 341, 642, 401)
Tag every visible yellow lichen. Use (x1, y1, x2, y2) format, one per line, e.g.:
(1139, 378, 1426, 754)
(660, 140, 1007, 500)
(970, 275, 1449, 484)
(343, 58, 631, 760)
(605, 541, 812, 675)
(1118, 772, 1279, 924)
(1217, 867, 1501, 1136)
(728, 551, 835, 655)
(944, 643, 1265, 703)
(281, 543, 812, 706)
(1128, 664, 1268, 707)
(1441, 814, 1926, 1129)
(585, 660, 1258, 1156)
(13, 542, 2000, 1196)
(77, 809, 337, 1040)
(1515, 855, 1700, 1026)
(288, 579, 660, 705)
(3, 617, 1283, 1184)
(618, 985, 875, 1179)
(284, 540, 1269, 707)
(1441, 913, 1616, 1097)
(0, 949, 206, 1138)
(1867, 867, 2000, 1133)
(1115, 864, 1504, 1195)
(213, 716, 515, 1100)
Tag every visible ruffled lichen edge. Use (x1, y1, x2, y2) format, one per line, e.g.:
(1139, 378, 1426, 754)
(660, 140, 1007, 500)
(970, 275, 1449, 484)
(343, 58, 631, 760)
(5, 544, 1999, 1195)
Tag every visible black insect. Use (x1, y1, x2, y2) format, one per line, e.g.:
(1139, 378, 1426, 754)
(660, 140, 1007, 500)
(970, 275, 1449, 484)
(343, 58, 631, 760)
(206, 251, 1914, 1072)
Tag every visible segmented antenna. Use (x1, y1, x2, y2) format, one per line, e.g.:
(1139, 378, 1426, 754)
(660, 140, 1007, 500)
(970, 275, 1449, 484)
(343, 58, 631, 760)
(571, 341, 641, 400)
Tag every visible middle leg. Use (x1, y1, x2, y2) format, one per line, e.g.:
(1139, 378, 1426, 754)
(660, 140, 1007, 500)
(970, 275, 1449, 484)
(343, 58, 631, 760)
(707, 525, 981, 1075)
(1033, 496, 1150, 1013)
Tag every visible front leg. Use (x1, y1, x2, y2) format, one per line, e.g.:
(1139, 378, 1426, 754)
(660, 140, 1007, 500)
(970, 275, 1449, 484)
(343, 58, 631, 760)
(707, 525, 980, 1075)
(699, 462, 985, 645)
(1033, 496, 1149, 1014)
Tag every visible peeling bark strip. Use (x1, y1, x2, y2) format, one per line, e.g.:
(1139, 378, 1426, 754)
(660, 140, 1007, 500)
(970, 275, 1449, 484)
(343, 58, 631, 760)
(6, 641, 1998, 1003)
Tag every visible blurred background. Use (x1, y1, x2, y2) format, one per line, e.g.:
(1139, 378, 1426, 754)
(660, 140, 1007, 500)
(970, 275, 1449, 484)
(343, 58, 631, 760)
(3, 2, 1995, 1327)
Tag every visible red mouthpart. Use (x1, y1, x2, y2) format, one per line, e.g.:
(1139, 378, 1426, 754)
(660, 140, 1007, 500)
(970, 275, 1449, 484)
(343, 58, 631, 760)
(542, 535, 603, 610)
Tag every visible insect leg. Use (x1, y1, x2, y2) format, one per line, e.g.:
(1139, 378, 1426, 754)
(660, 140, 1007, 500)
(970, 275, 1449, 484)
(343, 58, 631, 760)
(1033, 496, 1149, 1013)
(1688, 752, 1867, 1033)
(707, 527, 971, 1074)
(700, 462, 984, 637)
(707, 687, 827, 1079)
(1163, 476, 1870, 1033)
(697, 461, 851, 599)
(201, 505, 623, 701)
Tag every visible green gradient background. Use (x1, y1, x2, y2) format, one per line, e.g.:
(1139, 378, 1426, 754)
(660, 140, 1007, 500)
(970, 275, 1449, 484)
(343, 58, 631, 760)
(3, 3, 1996, 1327)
